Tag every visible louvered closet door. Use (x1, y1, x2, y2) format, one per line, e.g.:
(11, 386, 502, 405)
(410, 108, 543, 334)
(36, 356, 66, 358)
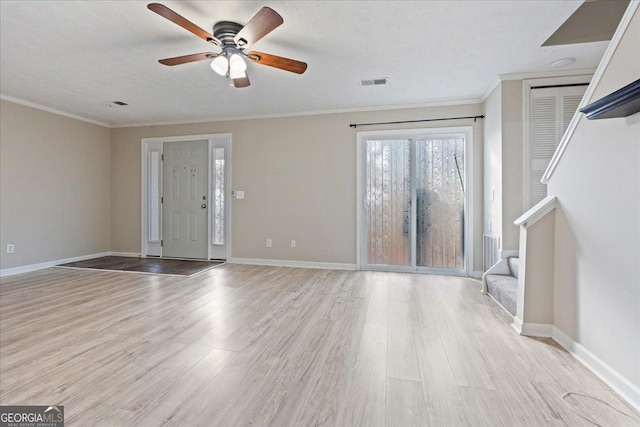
(528, 86, 586, 208)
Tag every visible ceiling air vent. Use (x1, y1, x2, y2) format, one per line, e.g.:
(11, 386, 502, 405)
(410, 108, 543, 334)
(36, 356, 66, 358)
(100, 100, 128, 108)
(361, 78, 388, 86)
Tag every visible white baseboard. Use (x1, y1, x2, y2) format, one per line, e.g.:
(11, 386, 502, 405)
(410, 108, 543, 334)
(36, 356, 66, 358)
(512, 316, 523, 334)
(228, 257, 357, 271)
(511, 321, 640, 412)
(2, 253, 353, 277)
(521, 322, 553, 338)
(552, 327, 640, 414)
(0, 252, 111, 277)
(110, 252, 141, 257)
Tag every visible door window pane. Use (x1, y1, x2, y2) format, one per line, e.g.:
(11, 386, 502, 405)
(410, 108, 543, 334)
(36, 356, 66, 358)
(365, 140, 411, 266)
(212, 147, 225, 245)
(416, 138, 465, 269)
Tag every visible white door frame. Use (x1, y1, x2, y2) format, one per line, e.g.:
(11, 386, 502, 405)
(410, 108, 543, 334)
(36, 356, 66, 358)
(141, 133, 232, 260)
(356, 126, 474, 276)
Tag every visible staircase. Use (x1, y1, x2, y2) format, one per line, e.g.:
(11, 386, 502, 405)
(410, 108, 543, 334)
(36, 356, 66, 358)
(482, 257, 519, 316)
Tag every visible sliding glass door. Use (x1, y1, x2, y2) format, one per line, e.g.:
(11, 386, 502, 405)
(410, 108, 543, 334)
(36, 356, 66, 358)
(359, 128, 471, 274)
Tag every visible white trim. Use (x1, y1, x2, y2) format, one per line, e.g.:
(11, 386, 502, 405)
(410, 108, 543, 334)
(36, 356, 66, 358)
(512, 316, 523, 334)
(141, 139, 162, 258)
(112, 99, 483, 129)
(499, 68, 597, 82)
(521, 322, 554, 338)
(552, 327, 640, 413)
(141, 133, 230, 144)
(228, 257, 356, 271)
(542, 1, 640, 184)
(363, 264, 469, 276)
(514, 195, 556, 227)
(356, 133, 364, 270)
(0, 94, 111, 128)
(465, 126, 475, 276)
(227, 139, 233, 261)
(0, 252, 110, 277)
(523, 75, 592, 209)
(109, 252, 141, 257)
(480, 78, 501, 103)
(500, 249, 519, 258)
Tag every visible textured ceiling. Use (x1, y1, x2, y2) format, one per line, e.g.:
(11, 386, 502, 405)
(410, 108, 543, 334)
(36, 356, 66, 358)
(0, 1, 608, 126)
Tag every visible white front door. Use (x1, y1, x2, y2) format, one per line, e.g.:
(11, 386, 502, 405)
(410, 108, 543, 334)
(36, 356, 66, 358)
(162, 140, 209, 259)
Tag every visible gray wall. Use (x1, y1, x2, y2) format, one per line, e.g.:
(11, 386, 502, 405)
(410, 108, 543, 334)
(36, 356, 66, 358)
(482, 80, 525, 254)
(0, 100, 484, 273)
(0, 100, 111, 269)
(548, 7, 640, 392)
(111, 104, 484, 271)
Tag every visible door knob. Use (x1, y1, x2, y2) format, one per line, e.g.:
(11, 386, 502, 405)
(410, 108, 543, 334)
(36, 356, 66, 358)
(201, 204, 207, 209)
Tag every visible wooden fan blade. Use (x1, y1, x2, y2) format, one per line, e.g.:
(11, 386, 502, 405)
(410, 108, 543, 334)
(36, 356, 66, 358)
(247, 51, 307, 74)
(234, 7, 283, 47)
(233, 74, 251, 88)
(148, 3, 221, 45)
(159, 52, 218, 66)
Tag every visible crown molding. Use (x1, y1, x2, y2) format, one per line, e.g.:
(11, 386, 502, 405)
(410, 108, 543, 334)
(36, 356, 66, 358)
(110, 98, 484, 129)
(0, 94, 111, 128)
(480, 78, 501, 102)
(479, 69, 597, 104)
(1, 92, 483, 129)
(499, 67, 598, 82)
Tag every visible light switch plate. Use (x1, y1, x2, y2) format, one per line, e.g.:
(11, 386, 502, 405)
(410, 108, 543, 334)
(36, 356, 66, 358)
(236, 190, 245, 199)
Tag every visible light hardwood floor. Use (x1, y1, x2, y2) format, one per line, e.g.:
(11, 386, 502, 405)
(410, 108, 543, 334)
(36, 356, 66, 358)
(1, 265, 637, 426)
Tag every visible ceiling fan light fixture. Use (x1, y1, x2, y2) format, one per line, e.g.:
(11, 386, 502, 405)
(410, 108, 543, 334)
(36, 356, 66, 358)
(229, 54, 247, 73)
(210, 55, 229, 75)
(149, 3, 307, 88)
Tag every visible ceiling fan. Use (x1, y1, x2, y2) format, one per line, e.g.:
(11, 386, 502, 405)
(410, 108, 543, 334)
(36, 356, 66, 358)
(147, 3, 308, 88)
